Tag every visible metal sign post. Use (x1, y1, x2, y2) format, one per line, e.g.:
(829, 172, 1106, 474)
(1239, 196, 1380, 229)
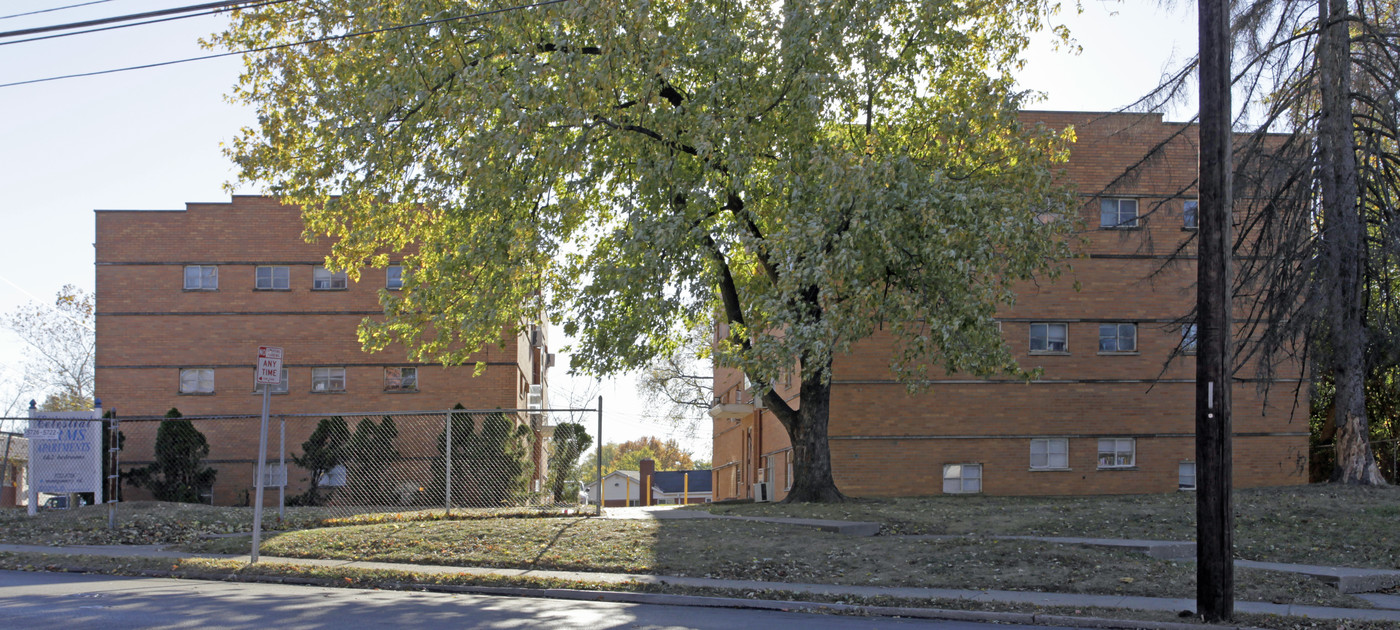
(250, 346, 283, 564)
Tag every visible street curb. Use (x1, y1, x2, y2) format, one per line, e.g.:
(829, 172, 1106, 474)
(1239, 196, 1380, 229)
(7, 558, 1263, 630)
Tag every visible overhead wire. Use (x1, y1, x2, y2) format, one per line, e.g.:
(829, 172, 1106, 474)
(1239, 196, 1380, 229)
(0, 0, 119, 21)
(0, 0, 571, 89)
(0, 0, 263, 38)
(0, 0, 292, 47)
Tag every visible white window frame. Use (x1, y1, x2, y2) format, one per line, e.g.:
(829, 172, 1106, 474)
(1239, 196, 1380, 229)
(1183, 199, 1199, 229)
(942, 463, 982, 494)
(384, 366, 418, 392)
(1179, 461, 1197, 490)
(179, 368, 215, 394)
(320, 464, 347, 487)
(785, 453, 794, 491)
(183, 265, 218, 290)
(1100, 198, 1139, 228)
(1030, 438, 1069, 470)
(1098, 323, 1138, 353)
(386, 265, 404, 290)
(313, 266, 348, 290)
(1180, 323, 1198, 355)
(1097, 438, 1136, 469)
(1030, 322, 1068, 354)
(311, 367, 346, 393)
(256, 265, 290, 290)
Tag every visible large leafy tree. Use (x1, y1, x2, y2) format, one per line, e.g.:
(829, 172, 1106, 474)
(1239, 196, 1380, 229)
(218, 0, 1079, 502)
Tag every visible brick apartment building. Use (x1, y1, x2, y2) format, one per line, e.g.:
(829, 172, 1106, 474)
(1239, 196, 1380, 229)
(710, 111, 1310, 500)
(94, 196, 553, 505)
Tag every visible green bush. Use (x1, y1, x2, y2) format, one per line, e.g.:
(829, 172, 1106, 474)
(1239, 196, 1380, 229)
(125, 408, 216, 503)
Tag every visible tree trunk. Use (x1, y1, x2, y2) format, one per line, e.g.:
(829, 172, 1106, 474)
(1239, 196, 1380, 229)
(1318, 0, 1386, 485)
(781, 364, 845, 503)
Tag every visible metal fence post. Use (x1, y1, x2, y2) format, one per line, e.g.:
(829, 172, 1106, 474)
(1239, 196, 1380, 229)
(108, 413, 119, 530)
(278, 415, 285, 521)
(596, 396, 603, 516)
(444, 408, 453, 516)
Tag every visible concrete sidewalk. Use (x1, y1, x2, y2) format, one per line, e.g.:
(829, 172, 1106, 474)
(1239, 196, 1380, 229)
(2, 543, 1398, 624)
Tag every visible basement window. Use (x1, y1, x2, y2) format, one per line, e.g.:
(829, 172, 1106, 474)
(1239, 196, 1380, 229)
(942, 463, 982, 494)
(1030, 438, 1069, 470)
(1097, 438, 1136, 469)
(179, 368, 214, 394)
(311, 367, 346, 393)
(384, 367, 418, 392)
(1179, 462, 1197, 490)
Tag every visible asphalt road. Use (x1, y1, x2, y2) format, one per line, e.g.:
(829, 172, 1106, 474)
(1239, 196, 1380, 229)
(0, 570, 1079, 629)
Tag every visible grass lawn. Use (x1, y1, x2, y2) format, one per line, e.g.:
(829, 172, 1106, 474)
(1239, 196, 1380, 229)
(180, 516, 1362, 607)
(5, 484, 1395, 609)
(0, 501, 579, 546)
(697, 484, 1400, 569)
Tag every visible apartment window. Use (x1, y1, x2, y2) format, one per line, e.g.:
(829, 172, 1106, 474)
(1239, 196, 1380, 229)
(256, 266, 290, 290)
(785, 453, 793, 491)
(311, 367, 346, 392)
(1098, 438, 1136, 469)
(179, 368, 214, 394)
(320, 465, 347, 487)
(183, 265, 218, 290)
(1030, 322, 1068, 353)
(386, 265, 404, 290)
(313, 266, 348, 290)
(1099, 323, 1138, 353)
(254, 368, 289, 394)
(1179, 462, 1197, 490)
(1183, 199, 1199, 229)
(384, 367, 418, 392)
(1100, 198, 1139, 228)
(942, 463, 982, 494)
(1030, 438, 1069, 470)
(1180, 323, 1198, 354)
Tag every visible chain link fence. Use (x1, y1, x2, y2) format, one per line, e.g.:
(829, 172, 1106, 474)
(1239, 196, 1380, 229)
(3, 406, 601, 523)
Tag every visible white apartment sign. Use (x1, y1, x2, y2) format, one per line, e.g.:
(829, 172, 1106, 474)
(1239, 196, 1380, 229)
(256, 346, 283, 385)
(27, 410, 103, 496)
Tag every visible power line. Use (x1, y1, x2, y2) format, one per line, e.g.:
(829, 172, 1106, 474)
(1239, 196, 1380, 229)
(0, 0, 258, 38)
(1, 0, 289, 47)
(0, 0, 118, 22)
(0, 0, 571, 89)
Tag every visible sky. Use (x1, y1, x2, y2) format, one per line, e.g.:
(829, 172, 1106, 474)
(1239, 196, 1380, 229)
(0, 0, 1198, 458)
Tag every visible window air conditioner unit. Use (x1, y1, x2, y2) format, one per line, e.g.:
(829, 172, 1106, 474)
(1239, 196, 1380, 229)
(752, 482, 772, 502)
(527, 384, 544, 409)
(545, 352, 556, 368)
(529, 325, 545, 348)
(752, 390, 766, 409)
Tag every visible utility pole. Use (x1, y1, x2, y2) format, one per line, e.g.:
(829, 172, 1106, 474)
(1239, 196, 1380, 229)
(1196, 0, 1234, 621)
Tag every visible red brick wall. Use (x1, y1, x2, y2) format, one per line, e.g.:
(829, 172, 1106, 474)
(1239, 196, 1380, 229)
(95, 196, 541, 504)
(710, 111, 1309, 498)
